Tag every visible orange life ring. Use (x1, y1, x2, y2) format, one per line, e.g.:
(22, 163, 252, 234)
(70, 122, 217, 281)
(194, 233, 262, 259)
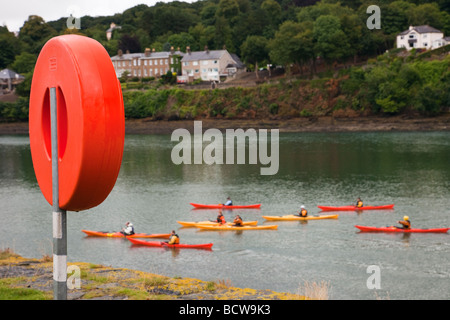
(29, 35, 125, 211)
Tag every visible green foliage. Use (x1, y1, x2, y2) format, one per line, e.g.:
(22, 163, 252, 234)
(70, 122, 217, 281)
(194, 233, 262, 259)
(0, 97, 29, 122)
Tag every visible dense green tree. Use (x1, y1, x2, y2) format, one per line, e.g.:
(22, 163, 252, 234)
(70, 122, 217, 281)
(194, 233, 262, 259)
(313, 15, 351, 66)
(240, 35, 269, 78)
(10, 52, 37, 74)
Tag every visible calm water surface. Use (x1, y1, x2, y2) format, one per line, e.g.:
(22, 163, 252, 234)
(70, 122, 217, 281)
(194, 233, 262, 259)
(1, 131, 449, 300)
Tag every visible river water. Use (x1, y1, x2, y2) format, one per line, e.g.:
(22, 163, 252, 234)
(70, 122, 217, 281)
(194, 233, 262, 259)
(1, 130, 449, 300)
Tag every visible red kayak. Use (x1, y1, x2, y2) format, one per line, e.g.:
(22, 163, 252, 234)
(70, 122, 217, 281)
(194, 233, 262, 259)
(355, 225, 449, 233)
(190, 203, 261, 209)
(82, 230, 171, 239)
(318, 204, 394, 211)
(128, 237, 213, 250)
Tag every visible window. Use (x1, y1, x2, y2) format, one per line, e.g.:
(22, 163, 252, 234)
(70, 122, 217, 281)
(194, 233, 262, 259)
(155, 60, 158, 65)
(214, 60, 218, 64)
(149, 60, 152, 66)
(202, 60, 208, 65)
(183, 62, 189, 66)
(193, 61, 198, 66)
(144, 60, 147, 66)
(423, 43, 428, 47)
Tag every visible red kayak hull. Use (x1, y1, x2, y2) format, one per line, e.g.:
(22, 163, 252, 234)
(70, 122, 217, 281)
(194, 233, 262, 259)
(318, 204, 394, 211)
(355, 225, 449, 233)
(82, 230, 171, 239)
(190, 203, 261, 209)
(128, 237, 213, 249)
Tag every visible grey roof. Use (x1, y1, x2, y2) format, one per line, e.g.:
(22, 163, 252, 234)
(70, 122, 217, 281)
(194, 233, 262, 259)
(111, 51, 184, 60)
(111, 53, 143, 60)
(181, 50, 227, 62)
(398, 25, 443, 35)
(0, 69, 24, 80)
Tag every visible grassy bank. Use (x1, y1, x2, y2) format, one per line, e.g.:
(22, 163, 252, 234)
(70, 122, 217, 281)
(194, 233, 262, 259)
(0, 249, 317, 300)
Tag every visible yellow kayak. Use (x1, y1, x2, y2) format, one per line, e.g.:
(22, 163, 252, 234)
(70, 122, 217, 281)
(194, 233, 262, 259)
(196, 224, 278, 231)
(177, 220, 258, 227)
(262, 214, 339, 221)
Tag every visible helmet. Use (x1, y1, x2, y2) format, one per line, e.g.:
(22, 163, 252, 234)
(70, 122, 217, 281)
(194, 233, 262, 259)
(403, 216, 409, 221)
(301, 205, 305, 209)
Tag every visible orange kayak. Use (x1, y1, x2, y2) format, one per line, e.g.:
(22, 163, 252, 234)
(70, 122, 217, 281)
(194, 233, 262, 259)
(82, 230, 171, 239)
(128, 238, 213, 250)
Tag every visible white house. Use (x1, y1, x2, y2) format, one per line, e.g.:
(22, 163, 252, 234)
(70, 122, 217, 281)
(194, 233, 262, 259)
(179, 47, 244, 83)
(396, 25, 446, 50)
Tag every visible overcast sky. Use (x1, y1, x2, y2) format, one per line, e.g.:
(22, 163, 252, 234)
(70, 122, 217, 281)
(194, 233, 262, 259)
(1, 0, 194, 32)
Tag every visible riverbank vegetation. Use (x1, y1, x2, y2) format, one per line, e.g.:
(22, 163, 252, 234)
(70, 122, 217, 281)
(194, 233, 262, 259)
(1, 0, 449, 122)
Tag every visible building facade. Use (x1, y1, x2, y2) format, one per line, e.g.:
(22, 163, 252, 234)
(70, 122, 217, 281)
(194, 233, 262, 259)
(111, 48, 183, 78)
(179, 47, 244, 83)
(397, 25, 446, 50)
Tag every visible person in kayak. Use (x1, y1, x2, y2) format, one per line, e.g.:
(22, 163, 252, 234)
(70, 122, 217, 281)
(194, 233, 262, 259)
(167, 230, 180, 244)
(356, 198, 363, 208)
(224, 197, 233, 206)
(233, 215, 243, 226)
(396, 216, 411, 229)
(120, 222, 135, 236)
(217, 211, 226, 224)
(298, 205, 308, 217)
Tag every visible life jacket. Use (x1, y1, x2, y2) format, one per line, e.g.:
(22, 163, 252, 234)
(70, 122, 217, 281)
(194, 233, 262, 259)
(356, 201, 363, 208)
(168, 234, 180, 244)
(234, 217, 243, 226)
(300, 209, 308, 217)
(217, 215, 226, 224)
(399, 220, 411, 229)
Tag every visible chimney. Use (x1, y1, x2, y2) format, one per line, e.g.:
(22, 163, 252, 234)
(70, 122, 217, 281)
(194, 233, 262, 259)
(170, 46, 174, 54)
(204, 45, 209, 53)
(118, 49, 123, 57)
(152, 48, 155, 52)
(409, 26, 414, 31)
(186, 46, 191, 54)
(145, 48, 151, 57)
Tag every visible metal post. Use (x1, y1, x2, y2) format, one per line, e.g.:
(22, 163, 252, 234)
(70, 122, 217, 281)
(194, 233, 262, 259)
(50, 87, 67, 300)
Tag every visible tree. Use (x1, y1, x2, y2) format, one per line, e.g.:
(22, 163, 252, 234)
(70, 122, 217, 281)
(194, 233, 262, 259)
(313, 15, 351, 67)
(240, 35, 269, 79)
(119, 34, 141, 53)
(269, 20, 314, 73)
(10, 52, 37, 74)
(19, 15, 57, 53)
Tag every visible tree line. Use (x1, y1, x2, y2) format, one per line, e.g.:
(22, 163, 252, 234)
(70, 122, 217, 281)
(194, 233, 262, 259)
(2, 0, 450, 73)
(1, 0, 449, 121)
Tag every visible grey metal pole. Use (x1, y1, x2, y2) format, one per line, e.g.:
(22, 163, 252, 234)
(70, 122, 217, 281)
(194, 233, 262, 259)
(50, 87, 67, 300)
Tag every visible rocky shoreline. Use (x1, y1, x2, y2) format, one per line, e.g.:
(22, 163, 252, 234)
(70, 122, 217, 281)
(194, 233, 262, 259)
(1, 115, 449, 136)
(0, 252, 304, 300)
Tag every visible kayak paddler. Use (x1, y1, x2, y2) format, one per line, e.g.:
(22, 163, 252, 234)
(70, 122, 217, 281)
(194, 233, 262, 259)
(298, 205, 308, 217)
(233, 215, 243, 226)
(120, 222, 135, 236)
(396, 216, 411, 230)
(356, 197, 363, 208)
(217, 211, 226, 224)
(224, 197, 233, 206)
(167, 230, 180, 244)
